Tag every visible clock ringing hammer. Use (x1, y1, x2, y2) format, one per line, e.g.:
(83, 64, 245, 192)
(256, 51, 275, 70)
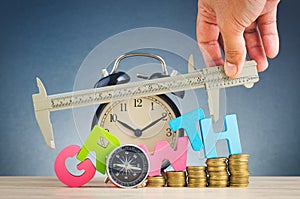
(32, 55, 259, 149)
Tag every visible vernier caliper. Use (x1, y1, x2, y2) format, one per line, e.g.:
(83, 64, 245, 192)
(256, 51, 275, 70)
(32, 58, 259, 149)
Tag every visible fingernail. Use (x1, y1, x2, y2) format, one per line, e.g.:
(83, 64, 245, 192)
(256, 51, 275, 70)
(225, 61, 237, 77)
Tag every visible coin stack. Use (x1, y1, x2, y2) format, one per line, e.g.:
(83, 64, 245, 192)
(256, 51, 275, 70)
(166, 171, 186, 187)
(206, 157, 229, 187)
(146, 175, 166, 187)
(228, 154, 250, 188)
(186, 166, 207, 188)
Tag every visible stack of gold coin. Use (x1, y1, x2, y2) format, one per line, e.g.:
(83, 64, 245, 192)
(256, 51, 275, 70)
(166, 171, 186, 187)
(228, 154, 250, 188)
(146, 175, 166, 187)
(186, 166, 207, 188)
(206, 157, 229, 187)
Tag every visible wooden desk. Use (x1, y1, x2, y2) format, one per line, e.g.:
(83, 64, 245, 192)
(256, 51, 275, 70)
(0, 177, 299, 199)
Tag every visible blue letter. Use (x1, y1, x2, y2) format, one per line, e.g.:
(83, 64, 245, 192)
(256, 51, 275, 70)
(169, 108, 205, 151)
(200, 114, 242, 158)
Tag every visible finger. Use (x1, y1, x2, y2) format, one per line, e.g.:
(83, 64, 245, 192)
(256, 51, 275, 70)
(258, 6, 279, 58)
(196, 12, 224, 67)
(221, 27, 246, 78)
(244, 22, 268, 72)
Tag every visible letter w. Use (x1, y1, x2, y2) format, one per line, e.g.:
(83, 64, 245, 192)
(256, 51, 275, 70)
(139, 137, 188, 176)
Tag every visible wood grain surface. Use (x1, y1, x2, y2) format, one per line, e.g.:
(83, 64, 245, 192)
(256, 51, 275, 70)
(0, 176, 299, 199)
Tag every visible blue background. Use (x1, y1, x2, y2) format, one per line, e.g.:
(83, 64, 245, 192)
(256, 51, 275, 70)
(0, 0, 299, 176)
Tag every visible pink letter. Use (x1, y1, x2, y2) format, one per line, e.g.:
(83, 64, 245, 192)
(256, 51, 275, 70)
(54, 145, 96, 187)
(139, 137, 188, 176)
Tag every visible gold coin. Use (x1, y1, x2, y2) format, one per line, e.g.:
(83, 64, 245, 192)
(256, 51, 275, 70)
(187, 183, 207, 188)
(229, 164, 249, 169)
(167, 179, 186, 183)
(187, 166, 207, 171)
(167, 178, 186, 182)
(167, 183, 186, 187)
(167, 180, 186, 183)
(188, 173, 207, 177)
(230, 175, 249, 179)
(207, 166, 227, 172)
(146, 185, 165, 188)
(229, 158, 249, 162)
(206, 158, 227, 166)
(208, 176, 229, 181)
(208, 181, 228, 187)
(147, 181, 165, 184)
(147, 180, 165, 185)
(188, 176, 207, 180)
(229, 171, 250, 176)
(166, 171, 186, 177)
(229, 154, 249, 158)
(228, 166, 248, 170)
(229, 162, 248, 166)
(228, 160, 249, 165)
(147, 180, 165, 184)
(230, 176, 249, 181)
(146, 183, 165, 187)
(188, 171, 207, 176)
(188, 169, 207, 173)
(147, 177, 165, 181)
(208, 171, 229, 176)
(209, 180, 228, 185)
(208, 184, 228, 188)
(148, 179, 166, 183)
(229, 168, 249, 173)
(230, 179, 249, 184)
(229, 169, 249, 173)
(188, 178, 207, 183)
(230, 183, 248, 188)
(148, 176, 165, 180)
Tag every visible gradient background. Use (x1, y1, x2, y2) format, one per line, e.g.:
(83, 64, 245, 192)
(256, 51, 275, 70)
(0, 0, 299, 176)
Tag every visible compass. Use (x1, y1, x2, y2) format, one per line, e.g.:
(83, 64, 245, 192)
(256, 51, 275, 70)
(106, 144, 150, 188)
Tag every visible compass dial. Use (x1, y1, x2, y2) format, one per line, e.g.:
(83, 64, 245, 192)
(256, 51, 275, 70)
(106, 145, 150, 188)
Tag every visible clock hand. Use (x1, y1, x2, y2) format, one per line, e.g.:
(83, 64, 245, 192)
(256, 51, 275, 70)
(117, 119, 145, 137)
(116, 120, 136, 132)
(141, 115, 166, 132)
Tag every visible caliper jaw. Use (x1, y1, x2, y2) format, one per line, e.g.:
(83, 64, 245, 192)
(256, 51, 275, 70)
(32, 77, 55, 149)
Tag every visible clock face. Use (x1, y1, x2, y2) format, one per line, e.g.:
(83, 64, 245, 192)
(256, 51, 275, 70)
(106, 145, 150, 188)
(92, 95, 182, 153)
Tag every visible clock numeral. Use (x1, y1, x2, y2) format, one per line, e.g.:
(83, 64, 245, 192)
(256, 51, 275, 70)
(162, 112, 167, 121)
(151, 102, 154, 110)
(110, 114, 118, 122)
(105, 128, 110, 132)
(166, 128, 172, 137)
(120, 103, 127, 111)
(134, 98, 143, 107)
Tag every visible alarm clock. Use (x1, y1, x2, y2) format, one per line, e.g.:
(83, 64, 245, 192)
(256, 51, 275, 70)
(92, 53, 184, 168)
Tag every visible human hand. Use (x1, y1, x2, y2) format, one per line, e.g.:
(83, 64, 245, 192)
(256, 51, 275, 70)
(196, 0, 280, 78)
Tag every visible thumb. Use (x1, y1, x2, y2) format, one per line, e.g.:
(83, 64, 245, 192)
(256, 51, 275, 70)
(221, 29, 246, 78)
